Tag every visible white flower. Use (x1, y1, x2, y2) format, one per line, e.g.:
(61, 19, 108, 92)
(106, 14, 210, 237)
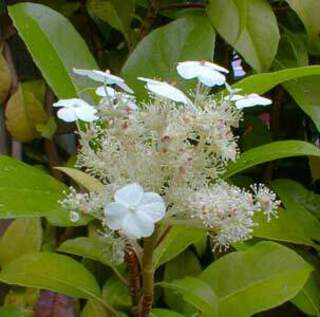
(227, 94, 272, 109)
(177, 61, 229, 87)
(53, 98, 98, 122)
(73, 68, 134, 94)
(105, 183, 166, 239)
(138, 77, 194, 109)
(70, 211, 80, 223)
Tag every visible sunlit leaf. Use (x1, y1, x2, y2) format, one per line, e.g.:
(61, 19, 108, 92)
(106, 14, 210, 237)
(200, 241, 313, 317)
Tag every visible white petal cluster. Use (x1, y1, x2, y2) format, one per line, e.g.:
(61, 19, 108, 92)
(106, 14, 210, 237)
(105, 183, 166, 238)
(53, 98, 98, 122)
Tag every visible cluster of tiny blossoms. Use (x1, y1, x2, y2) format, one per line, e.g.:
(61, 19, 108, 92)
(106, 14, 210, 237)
(57, 61, 280, 252)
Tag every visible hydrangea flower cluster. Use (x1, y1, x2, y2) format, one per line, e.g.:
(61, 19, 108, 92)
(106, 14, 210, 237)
(58, 60, 280, 253)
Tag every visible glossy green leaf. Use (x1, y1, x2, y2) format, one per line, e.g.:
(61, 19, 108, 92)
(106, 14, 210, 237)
(81, 300, 108, 317)
(153, 226, 206, 268)
(0, 252, 101, 300)
(150, 309, 184, 317)
(122, 14, 215, 98)
(208, 0, 279, 71)
(0, 155, 87, 226)
(272, 179, 320, 244)
(55, 167, 104, 192)
(272, 29, 320, 132)
(207, 0, 248, 43)
(0, 306, 32, 317)
(0, 218, 42, 266)
(164, 250, 202, 312)
(87, 0, 135, 43)
(102, 275, 131, 310)
(287, 0, 320, 53)
(253, 209, 318, 248)
(233, 65, 320, 94)
(200, 241, 313, 317)
(159, 277, 218, 317)
(58, 237, 117, 268)
(292, 272, 320, 317)
(8, 3, 98, 99)
(223, 140, 320, 178)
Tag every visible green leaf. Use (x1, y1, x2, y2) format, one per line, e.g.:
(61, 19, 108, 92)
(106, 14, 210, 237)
(0, 155, 87, 226)
(159, 277, 218, 317)
(207, 0, 279, 71)
(87, 0, 135, 43)
(122, 14, 215, 98)
(284, 76, 320, 131)
(54, 167, 104, 192)
(58, 237, 117, 268)
(153, 226, 206, 269)
(81, 300, 108, 317)
(0, 218, 42, 266)
(102, 275, 131, 310)
(207, 0, 247, 44)
(0, 252, 101, 299)
(233, 65, 320, 94)
(164, 250, 202, 312)
(272, 179, 320, 244)
(223, 140, 320, 178)
(272, 29, 320, 132)
(200, 241, 313, 317)
(8, 3, 98, 99)
(150, 309, 184, 317)
(286, 0, 320, 53)
(292, 272, 320, 317)
(253, 208, 318, 248)
(0, 306, 32, 317)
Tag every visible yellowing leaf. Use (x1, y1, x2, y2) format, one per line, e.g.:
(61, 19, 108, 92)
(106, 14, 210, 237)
(5, 85, 48, 142)
(0, 52, 11, 104)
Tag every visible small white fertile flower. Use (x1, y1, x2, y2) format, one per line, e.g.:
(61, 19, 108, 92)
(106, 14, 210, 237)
(138, 77, 194, 109)
(53, 98, 98, 122)
(251, 184, 280, 221)
(105, 183, 166, 239)
(73, 68, 134, 94)
(227, 94, 272, 109)
(70, 211, 80, 223)
(177, 61, 229, 87)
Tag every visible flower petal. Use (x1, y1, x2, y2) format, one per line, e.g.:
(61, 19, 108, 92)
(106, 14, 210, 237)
(203, 61, 229, 74)
(177, 61, 202, 79)
(53, 98, 85, 108)
(105, 202, 129, 230)
(121, 211, 155, 238)
(138, 192, 166, 222)
(56, 107, 77, 122)
(198, 68, 226, 87)
(95, 86, 117, 98)
(114, 183, 144, 207)
(75, 105, 98, 122)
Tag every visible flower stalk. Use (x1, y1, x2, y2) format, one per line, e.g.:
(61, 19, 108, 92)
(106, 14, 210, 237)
(140, 228, 158, 317)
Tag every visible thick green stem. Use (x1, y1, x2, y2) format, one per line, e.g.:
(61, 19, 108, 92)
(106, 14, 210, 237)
(140, 229, 158, 317)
